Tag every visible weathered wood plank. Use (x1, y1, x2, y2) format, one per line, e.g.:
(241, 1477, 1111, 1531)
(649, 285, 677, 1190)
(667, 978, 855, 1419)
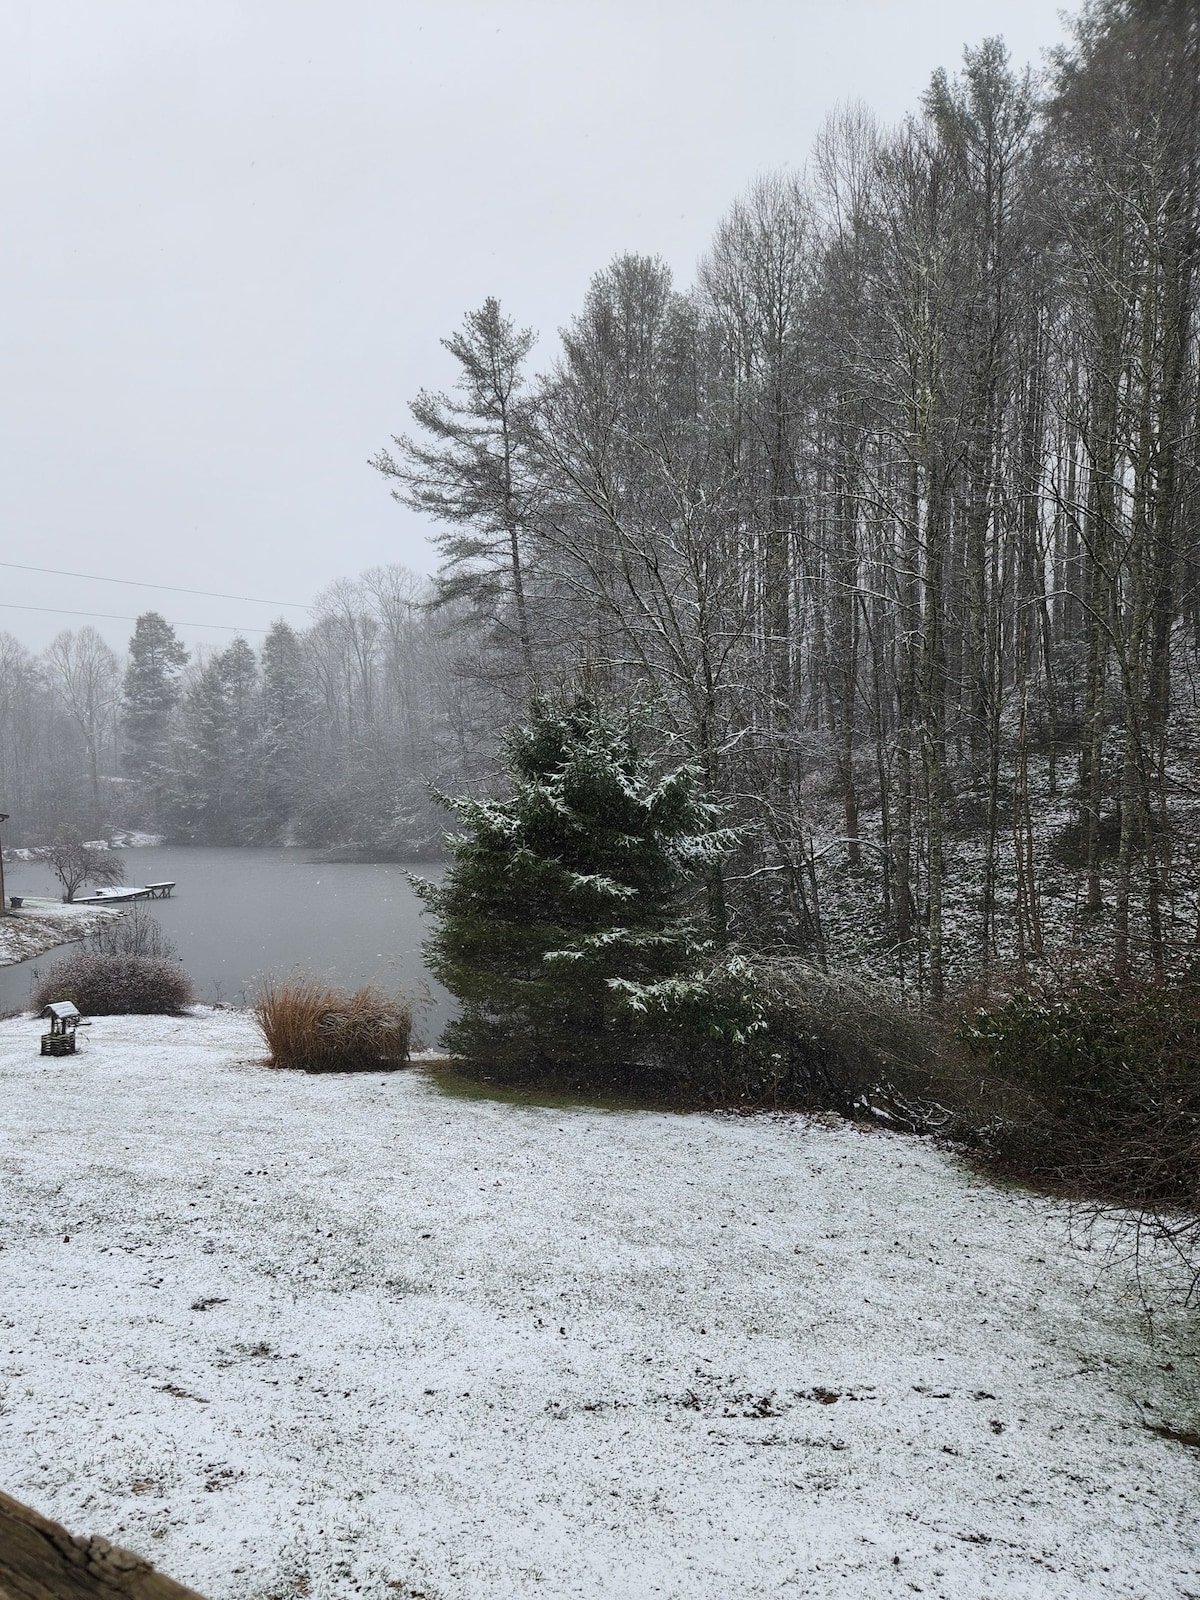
(0, 1489, 207, 1600)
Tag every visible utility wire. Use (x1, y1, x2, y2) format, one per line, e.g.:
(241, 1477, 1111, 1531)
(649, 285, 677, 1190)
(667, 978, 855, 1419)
(0, 560, 308, 609)
(0, 601, 270, 635)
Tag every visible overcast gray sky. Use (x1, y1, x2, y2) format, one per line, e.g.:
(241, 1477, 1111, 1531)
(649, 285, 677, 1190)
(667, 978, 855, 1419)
(1, 0, 1071, 655)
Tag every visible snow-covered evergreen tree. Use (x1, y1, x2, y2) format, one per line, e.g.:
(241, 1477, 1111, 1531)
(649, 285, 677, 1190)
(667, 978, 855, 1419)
(163, 638, 261, 843)
(418, 696, 733, 1076)
(259, 620, 316, 839)
(122, 612, 188, 781)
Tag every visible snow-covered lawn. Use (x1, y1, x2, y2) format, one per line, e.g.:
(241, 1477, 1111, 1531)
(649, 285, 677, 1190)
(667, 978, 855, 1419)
(1, 1011, 1198, 1600)
(0, 898, 121, 970)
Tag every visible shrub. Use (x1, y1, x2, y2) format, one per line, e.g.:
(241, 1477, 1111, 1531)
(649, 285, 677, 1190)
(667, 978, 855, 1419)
(86, 906, 180, 961)
(467, 949, 935, 1119)
(617, 955, 936, 1119)
(32, 951, 194, 1015)
(254, 977, 413, 1072)
(741, 959, 936, 1119)
(954, 976, 1200, 1209)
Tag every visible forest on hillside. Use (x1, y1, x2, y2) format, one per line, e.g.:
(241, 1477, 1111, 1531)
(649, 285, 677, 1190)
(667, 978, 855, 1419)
(2, 0, 1197, 995)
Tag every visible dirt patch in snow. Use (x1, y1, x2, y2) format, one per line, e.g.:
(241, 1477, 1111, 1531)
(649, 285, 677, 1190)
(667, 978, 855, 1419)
(1, 1008, 1198, 1599)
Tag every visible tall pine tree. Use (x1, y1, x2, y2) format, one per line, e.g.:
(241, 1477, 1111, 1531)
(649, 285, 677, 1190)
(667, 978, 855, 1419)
(122, 613, 189, 821)
(370, 298, 540, 690)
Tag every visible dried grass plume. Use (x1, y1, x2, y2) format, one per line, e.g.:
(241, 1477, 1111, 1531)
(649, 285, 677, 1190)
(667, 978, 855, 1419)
(255, 976, 413, 1072)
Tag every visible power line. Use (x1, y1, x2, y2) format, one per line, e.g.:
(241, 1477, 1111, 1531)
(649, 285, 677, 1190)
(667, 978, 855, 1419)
(0, 560, 308, 609)
(0, 601, 271, 635)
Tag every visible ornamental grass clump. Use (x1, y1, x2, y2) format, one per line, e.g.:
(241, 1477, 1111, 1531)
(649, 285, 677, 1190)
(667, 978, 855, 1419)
(31, 951, 194, 1015)
(255, 977, 412, 1072)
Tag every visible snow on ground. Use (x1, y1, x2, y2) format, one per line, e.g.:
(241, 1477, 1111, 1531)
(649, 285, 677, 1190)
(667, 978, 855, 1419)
(0, 898, 121, 971)
(1, 1010, 1198, 1600)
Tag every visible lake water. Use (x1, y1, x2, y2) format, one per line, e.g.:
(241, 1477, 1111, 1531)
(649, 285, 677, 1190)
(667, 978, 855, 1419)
(0, 846, 451, 1040)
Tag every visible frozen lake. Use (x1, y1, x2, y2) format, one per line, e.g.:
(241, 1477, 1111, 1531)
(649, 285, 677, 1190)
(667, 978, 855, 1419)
(0, 845, 450, 1039)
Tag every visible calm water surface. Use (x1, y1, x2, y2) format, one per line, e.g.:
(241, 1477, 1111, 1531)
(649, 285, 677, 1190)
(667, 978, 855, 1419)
(0, 846, 450, 1038)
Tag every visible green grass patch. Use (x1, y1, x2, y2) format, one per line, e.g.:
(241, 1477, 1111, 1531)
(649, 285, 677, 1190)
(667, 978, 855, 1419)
(418, 1059, 681, 1115)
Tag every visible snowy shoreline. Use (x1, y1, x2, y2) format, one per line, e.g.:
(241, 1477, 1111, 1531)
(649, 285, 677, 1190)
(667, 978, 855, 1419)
(1, 832, 164, 863)
(1, 1008, 1198, 1599)
(0, 833, 162, 974)
(0, 898, 122, 973)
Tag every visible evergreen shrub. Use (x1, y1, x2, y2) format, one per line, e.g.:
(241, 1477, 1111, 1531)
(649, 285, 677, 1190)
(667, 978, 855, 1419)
(255, 977, 413, 1071)
(31, 952, 194, 1016)
(618, 955, 935, 1117)
(955, 977, 1200, 1207)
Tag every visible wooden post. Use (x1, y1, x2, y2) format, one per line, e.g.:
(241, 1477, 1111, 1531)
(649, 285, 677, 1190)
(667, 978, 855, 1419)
(0, 811, 8, 916)
(0, 1489, 208, 1600)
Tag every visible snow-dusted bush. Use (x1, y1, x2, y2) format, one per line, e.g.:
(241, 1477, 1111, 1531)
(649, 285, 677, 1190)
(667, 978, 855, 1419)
(732, 959, 934, 1118)
(953, 975, 1200, 1295)
(32, 952, 194, 1015)
(255, 977, 412, 1071)
(617, 956, 935, 1119)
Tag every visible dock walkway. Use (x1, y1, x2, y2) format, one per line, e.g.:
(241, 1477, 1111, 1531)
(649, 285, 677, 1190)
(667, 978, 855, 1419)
(75, 882, 175, 905)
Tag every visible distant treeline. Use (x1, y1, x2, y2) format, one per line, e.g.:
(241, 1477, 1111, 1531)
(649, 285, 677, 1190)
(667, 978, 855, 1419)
(0, 572, 487, 858)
